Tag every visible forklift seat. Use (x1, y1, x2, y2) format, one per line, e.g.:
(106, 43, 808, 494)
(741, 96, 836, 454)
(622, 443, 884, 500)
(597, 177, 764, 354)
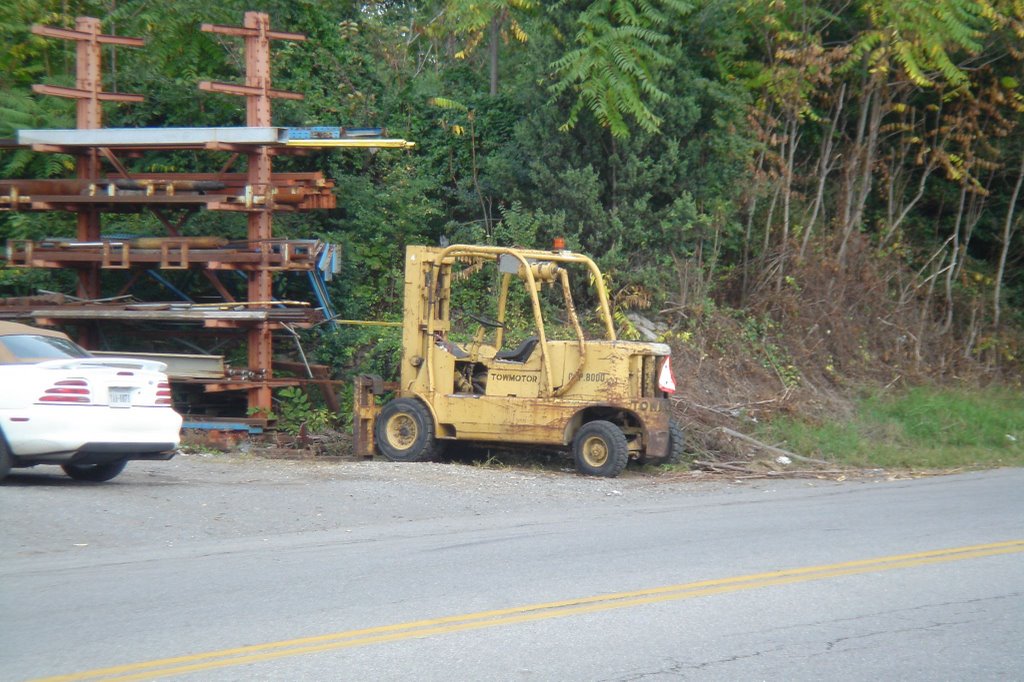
(495, 336, 539, 363)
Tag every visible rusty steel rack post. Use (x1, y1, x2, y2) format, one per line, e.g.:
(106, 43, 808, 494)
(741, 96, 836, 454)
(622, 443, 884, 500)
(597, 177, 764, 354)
(198, 11, 306, 416)
(31, 18, 144, 337)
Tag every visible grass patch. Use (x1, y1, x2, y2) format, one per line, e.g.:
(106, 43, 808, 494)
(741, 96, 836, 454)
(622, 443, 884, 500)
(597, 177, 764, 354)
(760, 387, 1024, 469)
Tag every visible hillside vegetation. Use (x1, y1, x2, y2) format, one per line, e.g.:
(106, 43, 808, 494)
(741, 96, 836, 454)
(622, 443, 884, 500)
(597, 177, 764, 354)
(1, 1, 1022, 466)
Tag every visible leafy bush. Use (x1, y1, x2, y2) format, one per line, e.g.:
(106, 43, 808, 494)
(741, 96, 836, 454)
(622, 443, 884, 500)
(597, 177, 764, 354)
(274, 386, 334, 436)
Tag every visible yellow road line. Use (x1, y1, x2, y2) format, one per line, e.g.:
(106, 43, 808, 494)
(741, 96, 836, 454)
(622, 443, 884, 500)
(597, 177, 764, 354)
(33, 539, 1024, 682)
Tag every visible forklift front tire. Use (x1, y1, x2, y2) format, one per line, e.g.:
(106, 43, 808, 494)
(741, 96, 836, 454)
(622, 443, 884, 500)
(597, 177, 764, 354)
(573, 420, 629, 477)
(375, 398, 438, 462)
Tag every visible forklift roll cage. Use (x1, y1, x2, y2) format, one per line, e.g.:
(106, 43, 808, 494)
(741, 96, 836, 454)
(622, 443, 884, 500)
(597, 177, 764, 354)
(416, 244, 617, 398)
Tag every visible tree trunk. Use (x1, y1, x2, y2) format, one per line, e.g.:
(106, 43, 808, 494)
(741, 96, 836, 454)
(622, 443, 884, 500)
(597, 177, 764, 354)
(762, 183, 782, 255)
(882, 97, 943, 247)
(741, 149, 767, 303)
(953, 177, 992, 284)
(838, 81, 872, 247)
(800, 83, 845, 260)
(776, 117, 799, 292)
(839, 76, 884, 265)
(488, 14, 501, 96)
(994, 150, 1024, 329)
(941, 185, 967, 334)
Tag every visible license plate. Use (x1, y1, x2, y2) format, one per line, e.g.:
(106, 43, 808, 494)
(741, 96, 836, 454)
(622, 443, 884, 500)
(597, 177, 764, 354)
(109, 388, 133, 407)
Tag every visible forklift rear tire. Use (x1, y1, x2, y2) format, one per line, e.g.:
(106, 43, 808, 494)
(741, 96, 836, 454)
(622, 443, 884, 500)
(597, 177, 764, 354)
(573, 420, 628, 477)
(665, 417, 685, 465)
(375, 398, 438, 463)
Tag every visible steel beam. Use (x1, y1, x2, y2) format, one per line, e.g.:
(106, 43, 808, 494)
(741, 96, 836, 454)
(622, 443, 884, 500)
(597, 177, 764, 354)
(90, 351, 226, 379)
(17, 127, 281, 147)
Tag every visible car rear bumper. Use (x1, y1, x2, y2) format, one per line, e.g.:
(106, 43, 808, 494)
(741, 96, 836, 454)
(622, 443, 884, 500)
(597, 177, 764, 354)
(22, 445, 178, 465)
(2, 405, 182, 458)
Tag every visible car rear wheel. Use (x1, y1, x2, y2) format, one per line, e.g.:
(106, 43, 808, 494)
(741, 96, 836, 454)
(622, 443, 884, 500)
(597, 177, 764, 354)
(62, 460, 127, 482)
(573, 420, 628, 477)
(0, 434, 11, 481)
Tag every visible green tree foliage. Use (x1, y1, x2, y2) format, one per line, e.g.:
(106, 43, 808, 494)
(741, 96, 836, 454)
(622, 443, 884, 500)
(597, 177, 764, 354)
(1, 0, 1022, 370)
(550, 0, 694, 137)
(850, 0, 994, 88)
(438, 0, 538, 95)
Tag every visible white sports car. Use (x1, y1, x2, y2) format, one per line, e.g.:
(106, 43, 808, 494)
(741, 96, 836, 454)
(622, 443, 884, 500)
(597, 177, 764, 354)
(0, 321, 182, 482)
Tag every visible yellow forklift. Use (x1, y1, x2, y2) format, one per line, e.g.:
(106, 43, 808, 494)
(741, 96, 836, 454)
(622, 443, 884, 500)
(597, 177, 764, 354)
(354, 243, 683, 477)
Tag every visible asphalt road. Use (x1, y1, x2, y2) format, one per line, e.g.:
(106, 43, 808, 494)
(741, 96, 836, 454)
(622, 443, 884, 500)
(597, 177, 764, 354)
(2, 455, 1022, 681)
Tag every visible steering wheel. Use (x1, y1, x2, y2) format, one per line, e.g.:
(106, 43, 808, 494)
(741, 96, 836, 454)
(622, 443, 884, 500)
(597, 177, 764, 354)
(466, 311, 504, 328)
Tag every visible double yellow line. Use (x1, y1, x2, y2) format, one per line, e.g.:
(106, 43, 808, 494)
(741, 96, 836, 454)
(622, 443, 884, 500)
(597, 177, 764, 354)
(35, 540, 1024, 682)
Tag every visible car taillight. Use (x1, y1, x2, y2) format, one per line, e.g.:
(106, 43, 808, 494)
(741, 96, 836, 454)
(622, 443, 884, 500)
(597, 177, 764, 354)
(39, 379, 91, 404)
(156, 381, 173, 406)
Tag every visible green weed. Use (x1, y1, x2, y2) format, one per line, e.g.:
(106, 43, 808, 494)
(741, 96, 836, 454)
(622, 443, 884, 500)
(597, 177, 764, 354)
(760, 387, 1023, 469)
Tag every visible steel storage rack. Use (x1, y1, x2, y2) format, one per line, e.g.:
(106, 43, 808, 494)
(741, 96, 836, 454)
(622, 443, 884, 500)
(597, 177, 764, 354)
(0, 11, 413, 422)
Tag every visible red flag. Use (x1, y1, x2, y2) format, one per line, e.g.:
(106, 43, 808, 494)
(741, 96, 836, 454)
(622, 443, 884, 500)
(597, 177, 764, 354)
(658, 357, 676, 394)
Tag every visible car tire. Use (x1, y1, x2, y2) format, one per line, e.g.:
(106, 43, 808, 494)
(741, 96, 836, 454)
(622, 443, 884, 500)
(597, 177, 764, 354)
(62, 460, 128, 482)
(573, 420, 628, 477)
(375, 398, 438, 462)
(0, 432, 12, 481)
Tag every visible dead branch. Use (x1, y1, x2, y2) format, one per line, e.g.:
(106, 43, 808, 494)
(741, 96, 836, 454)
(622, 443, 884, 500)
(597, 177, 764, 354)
(693, 460, 755, 473)
(714, 427, 832, 466)
(690, 461, 850, 479)
(673, 398, 738, 418)
(712, 398, 781, 411)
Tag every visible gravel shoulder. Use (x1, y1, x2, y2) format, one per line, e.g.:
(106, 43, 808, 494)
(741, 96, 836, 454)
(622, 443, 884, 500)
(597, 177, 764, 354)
(1, 451, 904, 558)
